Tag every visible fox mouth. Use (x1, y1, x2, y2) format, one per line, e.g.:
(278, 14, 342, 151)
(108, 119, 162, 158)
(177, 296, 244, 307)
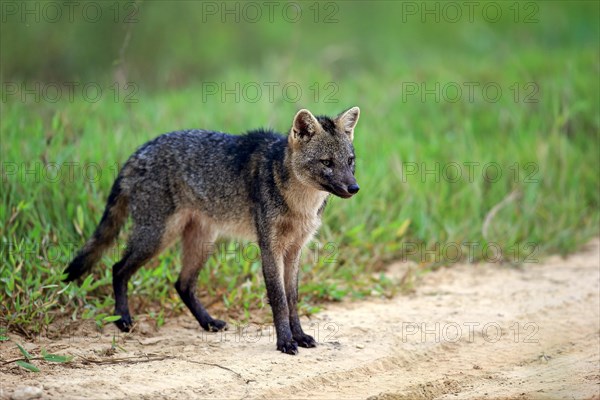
(321, 184, 355, 199)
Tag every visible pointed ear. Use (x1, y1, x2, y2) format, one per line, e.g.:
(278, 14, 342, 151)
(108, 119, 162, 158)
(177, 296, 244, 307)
(336, 106, 360, 141)
(291, 109, 320, 143)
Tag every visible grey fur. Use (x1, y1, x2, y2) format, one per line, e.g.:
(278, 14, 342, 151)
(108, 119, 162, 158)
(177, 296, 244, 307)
(64, 107, 360, 355)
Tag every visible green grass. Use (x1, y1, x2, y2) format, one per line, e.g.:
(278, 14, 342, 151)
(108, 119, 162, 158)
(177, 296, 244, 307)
(1, 2, 598, 336)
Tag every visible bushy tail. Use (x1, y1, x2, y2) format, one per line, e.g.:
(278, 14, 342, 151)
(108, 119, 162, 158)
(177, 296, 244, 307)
(63, 177, 128, 282)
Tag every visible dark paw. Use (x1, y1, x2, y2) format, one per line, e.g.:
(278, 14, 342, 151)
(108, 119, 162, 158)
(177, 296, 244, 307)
(294, 333, 317, 348)
(205, 319, 228, 332)
(114, 314, 133, 332)
(277, 339, 299, 355)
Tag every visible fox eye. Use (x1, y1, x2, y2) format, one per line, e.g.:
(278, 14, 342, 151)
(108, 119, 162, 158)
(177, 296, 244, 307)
(321, 159, 332, 167)
(348, 157, 355, 165)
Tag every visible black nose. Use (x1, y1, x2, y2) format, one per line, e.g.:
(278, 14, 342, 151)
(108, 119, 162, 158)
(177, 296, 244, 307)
(347, 184, 360, 194)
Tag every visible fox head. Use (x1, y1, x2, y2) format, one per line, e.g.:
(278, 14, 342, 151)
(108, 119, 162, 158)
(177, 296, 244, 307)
(288, 107, 360, 199)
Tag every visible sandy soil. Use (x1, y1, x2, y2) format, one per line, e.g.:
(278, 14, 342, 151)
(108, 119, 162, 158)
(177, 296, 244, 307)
(1, 239, 599, 400)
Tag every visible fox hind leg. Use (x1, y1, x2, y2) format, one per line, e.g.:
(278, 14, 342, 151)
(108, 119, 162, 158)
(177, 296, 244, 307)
(112, 225, 164, 332)
(175, 217, 227, 332)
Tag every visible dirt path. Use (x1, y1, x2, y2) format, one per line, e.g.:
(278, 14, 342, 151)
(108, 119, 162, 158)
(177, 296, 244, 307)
(1, 239, 599, 400)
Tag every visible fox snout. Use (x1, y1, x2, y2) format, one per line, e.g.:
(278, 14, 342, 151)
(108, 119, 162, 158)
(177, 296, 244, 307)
(339, 180, 359, 198)
(341, 171, 360, 197)
(347, 183, 360, 194)
(330, 175, 359, 199)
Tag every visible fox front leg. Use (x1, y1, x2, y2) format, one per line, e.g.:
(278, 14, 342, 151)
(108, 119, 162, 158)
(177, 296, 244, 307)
(284, 244, 316, 348)
(258, 238, 297, 355)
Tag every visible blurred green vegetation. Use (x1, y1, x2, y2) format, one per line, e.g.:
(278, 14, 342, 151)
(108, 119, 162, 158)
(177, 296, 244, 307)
(2, 1, 598, 88)
(1, 1, 599, 335)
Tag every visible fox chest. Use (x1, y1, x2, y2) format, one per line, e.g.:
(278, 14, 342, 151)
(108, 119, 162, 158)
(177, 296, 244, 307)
(272, 212, 322, 252)
(272, 191, 328, 249)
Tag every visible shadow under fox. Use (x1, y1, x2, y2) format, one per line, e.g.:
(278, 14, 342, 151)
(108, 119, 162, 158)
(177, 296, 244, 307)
(64, 107, 360, 355)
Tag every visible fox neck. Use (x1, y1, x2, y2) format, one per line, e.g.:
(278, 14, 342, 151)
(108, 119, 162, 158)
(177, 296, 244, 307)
(279, 147, 329, 216)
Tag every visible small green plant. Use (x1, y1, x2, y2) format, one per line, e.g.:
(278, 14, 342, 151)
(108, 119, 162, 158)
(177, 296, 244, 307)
(111, 333, 126, 353)
(2, 338, 72, 373)
(95, 314, 123, 330)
